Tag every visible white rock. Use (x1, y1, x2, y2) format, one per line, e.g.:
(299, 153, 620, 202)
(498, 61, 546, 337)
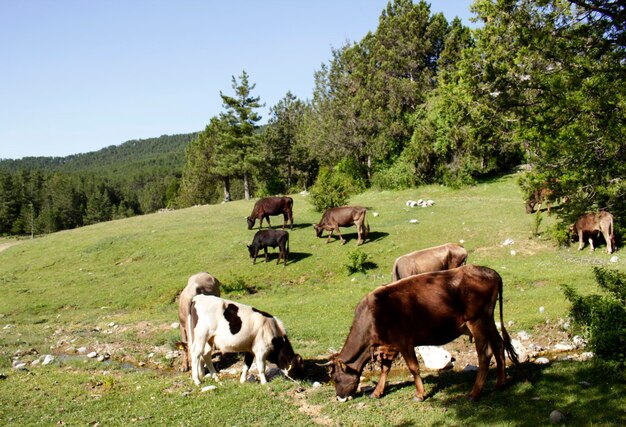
(42, 355, 55, 365)
(13, 362, 27, 370)
(87, 352, 98, 359)
(581, 352, 594, 360)
(312, 381, 321, 388)
(409, 219, 419, 224)
(372, 212, 379, 217)
(502, 238, 515, 246)
(539, 306, 545, 314)
(201, 385, 217, 393)
(572, 336, 586, 348)
(77, 347, 88, 355)
(517, 330, 531, 341)
(511, 339, 528, 363)
(609, 256, 618, 263)
(554, 343, 575, 351)
(171, 322, 180, 329)
(3, 324, 13, 330)
(459, 239, 465, 244)
(417, 346, 453, 370)
(510, 250, 517, 256)
(165, 351, 180, 360)
(535, 357, 550, 365)
(108, 322, 116, 327)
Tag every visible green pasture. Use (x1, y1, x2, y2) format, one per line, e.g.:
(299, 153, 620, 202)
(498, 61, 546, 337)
(1, 173, 624, 426)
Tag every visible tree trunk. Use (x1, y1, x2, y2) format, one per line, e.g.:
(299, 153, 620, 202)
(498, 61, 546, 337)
(243, 172, 250, 200)
(223, 177, 231, 202)
(287, 159, 292, 191)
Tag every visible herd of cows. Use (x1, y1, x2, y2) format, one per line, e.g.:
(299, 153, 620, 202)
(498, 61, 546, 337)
(175, 196, 618, 402)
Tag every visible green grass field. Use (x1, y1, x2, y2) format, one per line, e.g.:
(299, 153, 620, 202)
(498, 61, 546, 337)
(1, 173, 624, 426)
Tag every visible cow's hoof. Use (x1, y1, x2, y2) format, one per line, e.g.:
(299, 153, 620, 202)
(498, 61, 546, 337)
(368, 392, 381, 399)
(413, 396, 424, 402)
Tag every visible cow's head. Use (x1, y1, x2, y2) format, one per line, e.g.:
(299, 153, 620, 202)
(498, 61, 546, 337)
(326, 354, 359, 402)
(246, 216, 255, 230)
(270, 336, 305, 380)
(313, 224, 323, 238)
(246, 244, 256, 258)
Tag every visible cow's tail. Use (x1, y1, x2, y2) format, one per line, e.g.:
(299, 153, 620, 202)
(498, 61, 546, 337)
(391, 259, 400, 282)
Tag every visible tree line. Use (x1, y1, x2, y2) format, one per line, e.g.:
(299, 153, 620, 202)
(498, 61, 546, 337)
(1, 0, 624, 237)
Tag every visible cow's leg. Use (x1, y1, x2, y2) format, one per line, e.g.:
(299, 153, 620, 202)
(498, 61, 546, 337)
(335, 226, 346, 244)
(282, 213, 288, 230)
(371, 358, 393, 398)
(264, 247, 269, 262)
(254, 352, 268, 384)
(202, 342, 218, 381)
(326, 229, 334, 243)
(488, 323, 507, 390)
(467, 321, 493, 401)
(356, 221, 363, 245)
(190, 330, 209, 385)
(265, 216, 272, 229)
(602, 230, 613, 254)
(401, 349, 426, 401)
(240, 352, 254, 383)
(588, 236, 595, 252)
(253, 249, 258, 265)
(578, 232, 585, 251)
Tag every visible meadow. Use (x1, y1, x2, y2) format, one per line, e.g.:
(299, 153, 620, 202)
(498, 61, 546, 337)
(0, 173, 624, 426)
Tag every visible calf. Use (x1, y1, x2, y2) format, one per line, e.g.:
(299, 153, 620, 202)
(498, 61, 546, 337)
(177, 272, 221, 372)
(188, 295, 304, 385)
(314, 206, 369, 245)
(392, 243, 468, 281)
(571, 211, 616, 254)
(247, 197, 294, 230)
(247, 229, 289, 267)
(325, 265, 521, 402)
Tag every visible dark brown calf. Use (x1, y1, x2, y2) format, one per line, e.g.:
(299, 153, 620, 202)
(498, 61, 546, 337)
(247, 197, 293, 230)
(247, 229, 290, 267)
(313, 206, 369, 245)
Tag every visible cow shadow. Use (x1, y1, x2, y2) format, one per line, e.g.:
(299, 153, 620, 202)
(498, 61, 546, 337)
(302, 358, 331, 383)
(366, 231, 388, 243)
(252, 252, 312, 265)
(322, 231, 389, 245)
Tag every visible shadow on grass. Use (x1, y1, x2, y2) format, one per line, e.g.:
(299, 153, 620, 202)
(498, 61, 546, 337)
(318, 231, 389, 245)
(251, 252, 312, 265)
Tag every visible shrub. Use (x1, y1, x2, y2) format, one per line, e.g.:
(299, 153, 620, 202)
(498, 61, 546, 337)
(371, 156, 416, 190)
(530, 211, 543, 237)
(548, 221, 570, 247)
(345, 249, 369, 275)
(309, 168, 349, 212)
(222, 277, 257, 295)
(563, 267, 626, 372)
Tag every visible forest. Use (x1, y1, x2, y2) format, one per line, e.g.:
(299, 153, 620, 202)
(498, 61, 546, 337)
(1, 0, 624, 238)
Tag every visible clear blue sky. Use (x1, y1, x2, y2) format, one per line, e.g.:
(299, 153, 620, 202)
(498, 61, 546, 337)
(0, 1, 475, 160)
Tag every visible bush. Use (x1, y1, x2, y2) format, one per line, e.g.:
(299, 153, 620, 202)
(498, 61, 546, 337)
(221, 277, 257, 295)
(563, 267, 626, 372)
(548, 221, 570, 247)
(345, 249, 369, 275)
(372, 155, 416, 190)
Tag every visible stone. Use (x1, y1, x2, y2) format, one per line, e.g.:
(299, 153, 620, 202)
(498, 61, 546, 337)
(549, 410, 566, 424)
(42, 355, 55, 365)
(511, 339, 528, 363)
(171, 322, 180, 329)
(417, 346, 453, 370)
(87, 352, 98, 358)
(535, 357, 550, 365)
(201, 385, 217, 392)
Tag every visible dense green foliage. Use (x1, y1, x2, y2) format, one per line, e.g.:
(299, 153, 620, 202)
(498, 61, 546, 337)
(564, 267, 626, 373)
(0, 134, 194, 235)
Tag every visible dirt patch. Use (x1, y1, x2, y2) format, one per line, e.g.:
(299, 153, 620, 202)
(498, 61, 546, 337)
(0, 241, 23, 253)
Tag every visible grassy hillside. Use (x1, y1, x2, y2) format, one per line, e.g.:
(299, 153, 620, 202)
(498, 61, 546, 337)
(1, 173, 624, 426)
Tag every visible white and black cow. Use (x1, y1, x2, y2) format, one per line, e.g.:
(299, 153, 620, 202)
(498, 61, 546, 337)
(187, 295, 304, 386)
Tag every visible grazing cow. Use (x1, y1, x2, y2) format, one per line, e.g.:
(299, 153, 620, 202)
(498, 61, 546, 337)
(392, 243, 468, 281)
(248, 229, 289, 267)
(571, 211, 616, 254)
(247, 197, 294, 230)
(313, 206, 369, 245)
(526, 187, 555, 214)
(325, 265, 521, 402)
(187, 295, 304, 385)
(177, 272, 221, 372)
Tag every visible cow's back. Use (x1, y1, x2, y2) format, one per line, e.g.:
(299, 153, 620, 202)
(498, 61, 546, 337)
(370, 265, 499, 346)
(179, 273, 221, 338)
(392, 244, 467, 281)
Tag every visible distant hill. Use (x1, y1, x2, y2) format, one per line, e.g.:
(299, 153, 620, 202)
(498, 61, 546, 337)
(0, 132, 198, 178)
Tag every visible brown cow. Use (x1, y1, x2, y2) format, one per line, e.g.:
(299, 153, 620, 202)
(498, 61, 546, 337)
(571, 211, 616, 254)
(313, 206, 369, 245)
(392, 243, 468, 281)
(526, 187, 555, 214)
(247, 197, 293, 230)
(325, 265, 521, 402)
(177, 272, 221, 371)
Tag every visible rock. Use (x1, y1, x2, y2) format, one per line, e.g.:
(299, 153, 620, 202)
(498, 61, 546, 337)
(517, 330, 531, 341)
(312, 381, 321, 388)
(417, 346, 453, 370)
(201, 385, 217, 392)
(12, 362, 27, 371)
(549, 410, 566, 424)
(554, 343, 575, 351)
(609, 256, 618, 263)
(510, 250, 517, 256)
(535, 357, 550, 365)
(97, 353, 110, 362)
(87, 352, 98, 359)
(409, 219, 419, 224)
(572, 336, 586, 348)
(77, 347, 88, 355)
(165, 351, 180, 360)
(42, 355, 55, 365)
(501, 238, 515, 246)
(511, 339, 528, 363)
(372, 212, 379, 217)
(171, 322, 180, 329)
(539, 306, 545, 314)
(580, 352, 594, 361)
